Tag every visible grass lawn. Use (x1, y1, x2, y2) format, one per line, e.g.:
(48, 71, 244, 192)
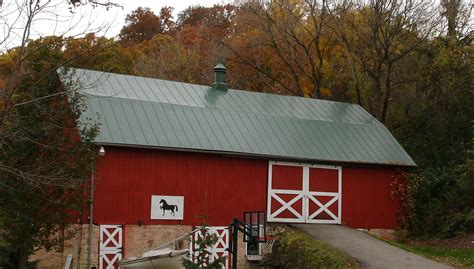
(378, 237, 474, 269)
(266, 226, 359, 268)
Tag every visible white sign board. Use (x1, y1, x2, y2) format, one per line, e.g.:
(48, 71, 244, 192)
(151, 195, 184, 220)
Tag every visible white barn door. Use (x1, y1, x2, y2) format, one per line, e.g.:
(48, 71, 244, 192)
(267, 162, 306, 222)
(306, 165, 342, 223)
(99, 225, 123, 269)
(267, 161, 342, 224)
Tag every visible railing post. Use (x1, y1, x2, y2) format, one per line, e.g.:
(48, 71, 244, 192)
(231, 218, 238, 269)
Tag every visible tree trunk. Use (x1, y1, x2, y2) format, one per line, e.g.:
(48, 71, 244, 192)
(369, 76, 382, 118)
(381, 63, 392, 124)
(442, 0, 460, 37)
(18, 247, 28, 269)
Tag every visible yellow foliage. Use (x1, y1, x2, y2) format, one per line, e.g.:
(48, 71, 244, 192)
(321, 87, 332, 97)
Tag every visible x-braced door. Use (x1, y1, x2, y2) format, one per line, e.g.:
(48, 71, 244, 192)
(306, 166, 342, 223)
(267, 162, 306, 222)
(99, 225, 123, 269)
(190, 226, 229, 269)
(267, 161, 342, 224)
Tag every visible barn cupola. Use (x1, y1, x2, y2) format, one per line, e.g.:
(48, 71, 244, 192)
(211, 63, 228, 91)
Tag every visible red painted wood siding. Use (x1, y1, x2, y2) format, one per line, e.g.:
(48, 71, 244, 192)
(94, 146, 268, 226)
(341, 167, 401, 228)
(94, 146, 402, 228)
(309, 168, 339, 193)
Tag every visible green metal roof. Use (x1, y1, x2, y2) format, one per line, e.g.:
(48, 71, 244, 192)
(69, 68, 415, 166)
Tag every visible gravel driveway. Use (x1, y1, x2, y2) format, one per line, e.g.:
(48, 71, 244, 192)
(293, 224, 452, 269)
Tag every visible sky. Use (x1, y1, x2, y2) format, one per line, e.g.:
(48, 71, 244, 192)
(0, 0, 229, 50)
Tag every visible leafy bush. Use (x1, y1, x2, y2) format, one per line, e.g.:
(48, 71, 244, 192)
(396, 123, 474, 238)
(401, 164, 474, 237)
(264, 227, 358, 269)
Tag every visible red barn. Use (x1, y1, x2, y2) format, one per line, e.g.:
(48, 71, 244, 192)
(34, 65, 415, 269)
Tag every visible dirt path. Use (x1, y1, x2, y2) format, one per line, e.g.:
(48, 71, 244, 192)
(293, 224, 452, 269)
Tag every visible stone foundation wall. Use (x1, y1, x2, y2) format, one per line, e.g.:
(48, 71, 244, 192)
(31, 224, 257, 269)
(362, 228, 397, 241)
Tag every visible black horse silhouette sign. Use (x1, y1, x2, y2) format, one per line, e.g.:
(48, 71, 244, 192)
(151, 195, 184, 220)
(159, 199, 178, 216)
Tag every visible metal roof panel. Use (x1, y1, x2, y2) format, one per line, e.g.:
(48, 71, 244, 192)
(69, 68, 415, 166)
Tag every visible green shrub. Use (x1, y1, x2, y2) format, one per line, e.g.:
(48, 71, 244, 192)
(264, 227, 358, 269)
(0, 242, 37, 269)
(401, 165, 474, 238)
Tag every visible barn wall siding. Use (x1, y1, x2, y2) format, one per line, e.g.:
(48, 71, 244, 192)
(94, 146, 401, 228)
(341, 167, 401, 228)
(94, 146, 268, 226)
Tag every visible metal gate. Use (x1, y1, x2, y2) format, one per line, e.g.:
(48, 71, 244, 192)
(267, 161, 342, 224)
(99, 224, 123, 269)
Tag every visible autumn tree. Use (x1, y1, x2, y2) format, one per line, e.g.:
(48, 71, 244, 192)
(0, 1, 116, 268)
(227, 0, 339, 97)
(382, 1, 473, 236)
(0, 38, 101, 269)
(132, 34, 206, 83)
(119, 7, 175, 47)
(330, 0, 441, 123)
(64, 33, 136, 74)
(440, 0, 472, 39)
(130, 5, 236, 85)
(177, 4, 235, 42)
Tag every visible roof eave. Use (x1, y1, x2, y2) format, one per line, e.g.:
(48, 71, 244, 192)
(96, 142, 417, 167)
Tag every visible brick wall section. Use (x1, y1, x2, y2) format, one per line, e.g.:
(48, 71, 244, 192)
(124, 224, 192, 258)
(236, 232, 252, 269)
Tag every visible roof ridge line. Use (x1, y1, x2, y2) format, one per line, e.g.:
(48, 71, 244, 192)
(72, 67, 366, 109)
(84, 93, 384, 128)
